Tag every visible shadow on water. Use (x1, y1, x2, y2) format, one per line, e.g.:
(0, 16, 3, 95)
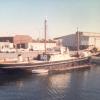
(0, 67, 97, 100)
(0, 69, 34, 86)
(0, 67, 91, 86)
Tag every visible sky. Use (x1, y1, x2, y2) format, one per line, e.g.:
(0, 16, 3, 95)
(0, 0, 100, 39)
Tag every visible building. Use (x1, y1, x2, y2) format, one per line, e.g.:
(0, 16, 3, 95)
(13, 35, 33, 49)
(28, 42, 56, 51)
(0, 35, 33, 49)
(79, 32, 100, 49)
(0, 35, 56, 51)
(54, 32, 100, 50)
(0, 42, 14, 52)
(0, 36, 13, 43)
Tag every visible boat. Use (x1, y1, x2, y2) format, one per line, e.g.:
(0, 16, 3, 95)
(30, 25, 91, 73)
(32, 69, 48, 74)
(0, 21, 92, 74)
(0, 45, 91, 74)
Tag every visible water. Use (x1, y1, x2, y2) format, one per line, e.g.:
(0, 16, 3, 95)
(0, 66, 100, 100)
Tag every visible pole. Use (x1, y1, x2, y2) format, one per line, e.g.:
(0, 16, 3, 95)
(77, 27, 80, 57)
(44, 18, 47, 54)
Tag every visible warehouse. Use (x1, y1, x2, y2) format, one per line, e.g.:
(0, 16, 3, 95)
(54, 32, 100, 50)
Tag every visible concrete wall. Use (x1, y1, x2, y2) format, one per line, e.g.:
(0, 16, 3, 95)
(80, 36, 89, 45)
(28, 42, 57, 50)
(81, 36, 100, 49)
(0, 42, 15, 53)
(0, 42, 13, 49)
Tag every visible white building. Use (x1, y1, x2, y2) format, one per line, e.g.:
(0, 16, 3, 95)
(0, 42, 16, 52)
(54, 32, 100, 50)
(0, 41, 56, 52)
(28, 42, 57, 51)
(0, 35, 57, 52)
(80, 32, 100, 49)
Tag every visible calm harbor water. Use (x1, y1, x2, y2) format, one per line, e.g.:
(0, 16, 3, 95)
(0, 66, 100, 100)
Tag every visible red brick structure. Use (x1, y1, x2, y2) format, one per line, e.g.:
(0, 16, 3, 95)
(13, 35, 33, 44)
(0, 35, 56, 50)
(0, 35, 33, 49)
(13, 35, 33, 49)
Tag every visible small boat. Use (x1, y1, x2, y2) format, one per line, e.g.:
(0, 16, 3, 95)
(32, 69, 48, 74)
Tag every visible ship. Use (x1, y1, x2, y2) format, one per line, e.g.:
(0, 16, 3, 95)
(0, 19, 92, 74)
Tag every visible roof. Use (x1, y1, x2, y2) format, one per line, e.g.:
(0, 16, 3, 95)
(54, 32, 100, 40)
(80, 32, 100, 37)
(54, 34, 75, 40)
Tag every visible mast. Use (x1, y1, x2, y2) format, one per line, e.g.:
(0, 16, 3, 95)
(44, 18, 47, 54)
(77, 27, 80, 56)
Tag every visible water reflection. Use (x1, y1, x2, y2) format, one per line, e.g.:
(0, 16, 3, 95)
(49, 73, 71, 90)
(0, 73, 32, 86)
(0, 67, 100, 100)
(16, 81, 24, 89)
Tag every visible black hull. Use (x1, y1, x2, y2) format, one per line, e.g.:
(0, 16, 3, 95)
(0, 57, 91, 73)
